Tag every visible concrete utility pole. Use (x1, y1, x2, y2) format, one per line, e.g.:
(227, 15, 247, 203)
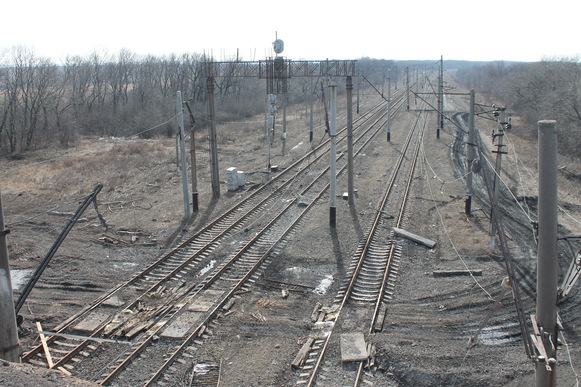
(282, 94, 287, 156)
(437, 56, 444, 138)
(387, 77, 392, 142)
(206, 77, 220, 199)
(309, 77, 314, 146)
(0, 194, 20, 362)
(406, 66, 410, 111)
(176, 91, 191, 220)
(184, 101, 199, 212)
(465, 89, 476, 215)
(346, 76, 354, 206)
(356, 75, 360, 114)
(536, 120, 558, 387)
(329, 82, 338, 227)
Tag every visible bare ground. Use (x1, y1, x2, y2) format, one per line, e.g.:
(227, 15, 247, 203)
(1, 88, 580, 386)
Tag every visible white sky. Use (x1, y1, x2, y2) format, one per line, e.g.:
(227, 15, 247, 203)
(1, 0, 579, 63)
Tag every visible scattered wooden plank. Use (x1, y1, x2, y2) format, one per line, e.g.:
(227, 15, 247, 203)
(291, 337, 314, 369)
(432, 269, 483, 277)
(36, 322, 54, 369)
(310, 303, 322, 322)
(57, 366, 72, 376)
(392, 227, 436, 248)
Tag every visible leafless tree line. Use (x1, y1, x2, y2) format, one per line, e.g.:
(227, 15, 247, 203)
(456, 57, 581, 157)
(0, 47, 404, 156)
(0, 47, 266, 154)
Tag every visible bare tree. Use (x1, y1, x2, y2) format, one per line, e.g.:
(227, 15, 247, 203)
(0, 46, 57, 152)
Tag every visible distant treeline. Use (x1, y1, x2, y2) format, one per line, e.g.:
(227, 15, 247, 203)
(0, 47, 405, 155)
(0, 47, 268, 154)
(455, 57, 581, 158)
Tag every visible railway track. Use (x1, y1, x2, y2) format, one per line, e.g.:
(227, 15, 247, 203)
(21, 87, 408, 384)
(293, 94, 431, 386)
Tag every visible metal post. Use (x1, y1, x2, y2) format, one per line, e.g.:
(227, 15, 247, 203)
(406, 66, 410, 111)
(437, 56, 443, 138)
(184, 101, 198, 212)
(346, 76, 354, 206)
(206, 77, 220, 199)
(177, 91, 191, 220)
(309, 77, 314, 145)
(536, 120, 558, 387)
(0, 194, 20, 362)
(329, 82, 337, 227)
(387, 77, 392, 142)
(356, 75, 360, 114)
(282, 94, 287, 156)
(465, 89, 475, 215)
(439, 55, 444, 138)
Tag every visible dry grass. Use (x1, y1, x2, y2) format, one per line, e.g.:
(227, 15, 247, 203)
(1, 138, 174, 197)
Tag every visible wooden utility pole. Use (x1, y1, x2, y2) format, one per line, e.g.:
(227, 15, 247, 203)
(535, 120, 558, 387)
(206, 77, 220, 199)
(176, 91, 191, 220)
(490, 107, 507, 251)
(0, 193, 20, 363)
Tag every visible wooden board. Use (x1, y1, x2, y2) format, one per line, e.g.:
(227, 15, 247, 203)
(393, 227, 436, 248)
(432, 269, 482, 277)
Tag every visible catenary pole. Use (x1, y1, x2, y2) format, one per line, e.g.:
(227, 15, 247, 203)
(346, 76, 354, 206)
(206, 77, 220, 199)
(310, 77, 314, 146)
(176, 91, 191, 220)
(465, 89, 475, 215)
(438, 55, 444, 138)
(184, 101, 198, 212)
(0, 193, 20, 362)
(536, 120, 558, 387)
(282, 94, 287, 156)
(406, 66, 410, 111)
(329, 81, 337, 227)
(387, 77, 392, 142)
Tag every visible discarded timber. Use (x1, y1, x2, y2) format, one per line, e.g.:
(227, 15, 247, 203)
(432, 269, 482, 277)
(36, 322, 54, 368)
(392, 227, 436, 248)
(291, 337, 314, 369)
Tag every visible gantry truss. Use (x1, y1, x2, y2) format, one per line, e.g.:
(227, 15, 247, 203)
(203, 59, 357, 78)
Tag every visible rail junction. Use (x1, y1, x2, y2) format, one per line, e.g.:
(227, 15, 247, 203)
(11, 64, 581, 386)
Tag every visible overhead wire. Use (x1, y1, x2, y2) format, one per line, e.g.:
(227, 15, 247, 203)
(560, 329, 580, 387)
(420, 127, 494, 301)
(502, 129, 581, 228)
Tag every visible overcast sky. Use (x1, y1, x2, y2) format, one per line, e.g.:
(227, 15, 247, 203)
(1, 0, 579, 63)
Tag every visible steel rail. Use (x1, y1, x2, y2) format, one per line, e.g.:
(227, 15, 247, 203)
(369, 107, 427, 333)
(21, 95, 386, 364)
(103, 94, 406, 386)
(300, 89, 429, 387)
(28, 94, 394, 382)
